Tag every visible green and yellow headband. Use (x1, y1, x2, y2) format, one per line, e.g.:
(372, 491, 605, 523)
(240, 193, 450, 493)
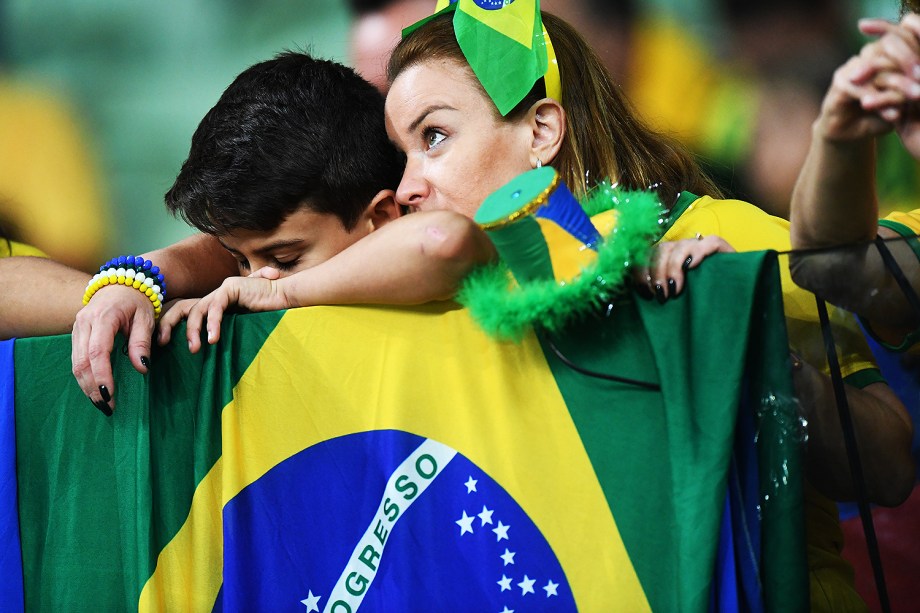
(404, 0, 562, 116)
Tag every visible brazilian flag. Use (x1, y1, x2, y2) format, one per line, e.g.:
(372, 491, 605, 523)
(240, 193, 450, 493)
(1, 252, 806, 611)
(430, 0, 548, 115)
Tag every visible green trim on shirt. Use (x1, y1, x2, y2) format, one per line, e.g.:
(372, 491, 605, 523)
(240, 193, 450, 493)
(843, 367, 884, 389)
(878, 218, 920, 261)
(864, 219, 920, 351)
(661, 191, 698, 236)
(859, 314, 920, 353)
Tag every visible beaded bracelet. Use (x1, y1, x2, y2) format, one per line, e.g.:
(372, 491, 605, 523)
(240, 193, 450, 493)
(82, 255, 167, 318)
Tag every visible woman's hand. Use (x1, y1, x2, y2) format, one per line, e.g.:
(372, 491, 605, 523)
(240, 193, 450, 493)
(71, 284, 156, 414)
(632, 235, 736, 302)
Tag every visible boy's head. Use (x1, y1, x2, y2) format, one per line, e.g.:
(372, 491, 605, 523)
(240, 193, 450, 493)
(165, 51, 405, 274)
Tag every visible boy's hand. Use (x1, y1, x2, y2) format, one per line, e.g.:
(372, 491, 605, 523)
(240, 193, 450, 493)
(184, 275, 291, 353)
(156, 298, 199, 346)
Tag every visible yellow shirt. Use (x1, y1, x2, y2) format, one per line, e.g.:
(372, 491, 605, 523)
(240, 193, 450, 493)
(0, 239, 48, 259)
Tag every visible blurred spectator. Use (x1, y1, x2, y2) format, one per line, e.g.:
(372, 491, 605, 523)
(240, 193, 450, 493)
(0, 78, 108, 271)
(347, 0, 432, 92)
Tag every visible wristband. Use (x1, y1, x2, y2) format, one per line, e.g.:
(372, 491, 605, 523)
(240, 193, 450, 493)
(82, 255, 167, 318)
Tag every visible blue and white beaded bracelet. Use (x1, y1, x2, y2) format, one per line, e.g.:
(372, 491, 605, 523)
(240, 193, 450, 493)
(82, 256, 167, 318)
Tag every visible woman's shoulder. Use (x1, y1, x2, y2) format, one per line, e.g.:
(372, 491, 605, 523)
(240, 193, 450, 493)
(663, 193, 791, 252)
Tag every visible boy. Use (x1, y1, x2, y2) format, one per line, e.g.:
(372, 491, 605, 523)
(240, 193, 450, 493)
(155, 50, 493, 352)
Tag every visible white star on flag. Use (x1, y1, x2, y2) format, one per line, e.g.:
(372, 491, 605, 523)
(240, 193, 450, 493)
(500, 548, 516, 566)
(543, 580, 559, 597)
(464, 476, 478, 493)
(518, 575, 535, 596)
(300, 590, 321, 612)
(500, 607, 514, 613)
(456, 510, 475, 535)
(478, 505, 494, 526)
(497, 574, 513, 592)
(492, 521, 510, 542)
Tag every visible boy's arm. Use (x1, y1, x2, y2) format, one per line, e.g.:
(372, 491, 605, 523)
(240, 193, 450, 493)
(71, 233, 238, 411)
(180, 211, 497, 350)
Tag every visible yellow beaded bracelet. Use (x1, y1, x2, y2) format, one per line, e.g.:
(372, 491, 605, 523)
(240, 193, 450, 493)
(82, 267, 165, 318)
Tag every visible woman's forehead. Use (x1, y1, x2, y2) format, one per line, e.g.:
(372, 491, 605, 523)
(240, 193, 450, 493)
(387, 59, 489, 114)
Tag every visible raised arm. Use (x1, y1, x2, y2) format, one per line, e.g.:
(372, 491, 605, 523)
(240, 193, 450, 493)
(175, 210, 497, 351)
(71, 232, 238, 413)
(790, 15, 920, 328)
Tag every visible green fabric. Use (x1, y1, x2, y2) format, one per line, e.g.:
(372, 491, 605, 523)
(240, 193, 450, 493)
(843, 368, 885, 389)
(539, 250, 807, 612)
(13, 310, 284, 610)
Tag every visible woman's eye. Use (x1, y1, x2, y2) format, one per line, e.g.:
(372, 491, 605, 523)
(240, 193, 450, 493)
(237, 259, 251, 271)
(425, 129, 446, 150)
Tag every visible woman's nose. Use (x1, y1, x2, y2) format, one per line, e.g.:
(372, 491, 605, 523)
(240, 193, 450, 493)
(395, 158, 430, 209)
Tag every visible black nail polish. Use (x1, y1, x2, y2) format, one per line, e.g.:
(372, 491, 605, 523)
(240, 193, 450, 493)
(667, 278, 677, 296)
(655, 284, 666, 304)
(99, 385, 111, 403)
(140, 356, 150, 368)
(93, 399, 113, 417)
(682, 256, 693, 271)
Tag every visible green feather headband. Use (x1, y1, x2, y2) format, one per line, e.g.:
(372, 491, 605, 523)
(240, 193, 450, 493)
(457, 181, 665, 340)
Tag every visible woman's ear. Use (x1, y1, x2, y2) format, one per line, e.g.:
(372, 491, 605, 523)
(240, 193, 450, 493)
(362, 189, 402, 232)
(528, 98, 566, 168)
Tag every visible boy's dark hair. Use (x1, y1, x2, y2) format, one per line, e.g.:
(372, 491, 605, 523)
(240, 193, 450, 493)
(166, 51, 405, 234)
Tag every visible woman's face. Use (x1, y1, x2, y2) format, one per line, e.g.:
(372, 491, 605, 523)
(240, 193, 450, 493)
(385, 59, 535, 219)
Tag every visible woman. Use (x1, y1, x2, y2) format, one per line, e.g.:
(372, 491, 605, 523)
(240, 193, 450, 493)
(74, 10, 912, 609)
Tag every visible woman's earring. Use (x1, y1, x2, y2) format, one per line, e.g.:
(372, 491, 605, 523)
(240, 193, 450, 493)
(535, 157, 543, 169)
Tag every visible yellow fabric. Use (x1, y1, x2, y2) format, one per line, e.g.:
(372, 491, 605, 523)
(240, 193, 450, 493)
(804, 483, 868, 612)
(663, 195, 876, 612)
(141, 304, 652, 611)
(0, 81, 106, 268)
(0, 240, 47, 259)
(535, 217, 598, 282)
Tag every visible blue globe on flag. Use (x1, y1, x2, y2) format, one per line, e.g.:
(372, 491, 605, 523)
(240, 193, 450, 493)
(219, 430, 576, 611)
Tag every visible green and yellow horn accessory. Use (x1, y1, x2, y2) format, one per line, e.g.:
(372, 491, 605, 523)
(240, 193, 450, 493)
(406, 0, 562, 115)
(459, 168, 666, 340)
